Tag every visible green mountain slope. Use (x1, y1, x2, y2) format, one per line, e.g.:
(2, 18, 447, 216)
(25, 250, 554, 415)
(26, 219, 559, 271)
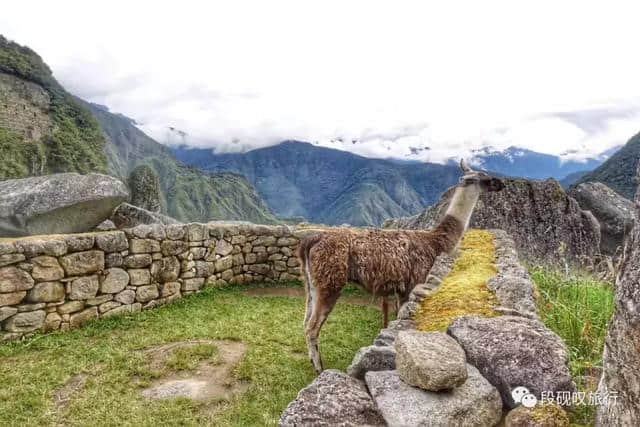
(575, 132, 640, 199)
(0, 35, 277, 225)
(85, 103, 278, 224)
(0, 35, 106, 179)
(174, 141, 462, 226)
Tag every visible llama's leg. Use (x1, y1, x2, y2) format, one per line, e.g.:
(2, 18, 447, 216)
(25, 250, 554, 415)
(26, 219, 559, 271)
(305, 286, 342, 374)
(382, 297, 389, 328)
(303, 256, 314, 331)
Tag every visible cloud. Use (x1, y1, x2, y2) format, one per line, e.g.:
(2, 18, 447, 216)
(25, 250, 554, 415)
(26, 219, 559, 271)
(1, 1, 639, 162)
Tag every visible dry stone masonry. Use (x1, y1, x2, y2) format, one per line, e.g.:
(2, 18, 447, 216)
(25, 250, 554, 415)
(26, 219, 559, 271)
(282, 230, 575, 426)
(0, 222, 305, 341)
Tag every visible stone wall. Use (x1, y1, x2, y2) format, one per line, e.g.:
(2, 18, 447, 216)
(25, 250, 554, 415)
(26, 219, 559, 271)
(0, 72, 52, 141)
(0, 222, 306, 341)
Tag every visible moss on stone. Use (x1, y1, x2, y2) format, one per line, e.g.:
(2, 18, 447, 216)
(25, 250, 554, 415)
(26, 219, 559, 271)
(415, 229, 499, 332)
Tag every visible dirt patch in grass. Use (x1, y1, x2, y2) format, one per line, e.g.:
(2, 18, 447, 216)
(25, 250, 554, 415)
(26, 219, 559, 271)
(52, 373, 88, 411)
(141, 340, 249, 402)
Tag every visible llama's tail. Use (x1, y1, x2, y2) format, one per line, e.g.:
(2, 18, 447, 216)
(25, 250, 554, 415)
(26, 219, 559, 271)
(298, 234, 323, 329)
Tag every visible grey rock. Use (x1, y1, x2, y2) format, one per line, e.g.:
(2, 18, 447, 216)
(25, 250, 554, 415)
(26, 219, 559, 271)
(69, 307, 98, 327)
(100, 268, 129, 293)
(27, 281, 65, 303)
(3, 310, 46, 333)
(150, 256, 180, 282)
(0, 266, 34, 292)
(69, 275, 100, 300)
(57, 300, 85, 315)
(128, 165, 161, 213)
(110, 203, 179, 229)
(215, 240, 234, 256)
(488, 230, 539, 317)
(569, 182, 635, 255)
(506, 404, 570, 427)
(395, 331, 467, 391)
(105, 253, 123, 268)
(0, 306, 18, 322)
(124, 254, 153, 268)
(0, 291, 26, 306)
(0, 253, 25, 267)
(161, 240, 189, 256)
(95, 231, 128, 252)
(30, 256, 64, 281)
(64, 235, 95, 252)
(181, 278, 204, 291)
(136, 284, 159, 303)
(280, 369, 385, 427)
(160, 281, 180, 297)
(596, 166, 640, 426)
(60, 250, 104, 276)
(448, 315, 575, 408)
(347, 345, 396, 380)
(129, 239, 160, 254)
(94, 219, 116, 231)
(0, 173, 128, 236)
(114, 289, 135, 304)
(366, 367, 502, 427)
(129, 269, 151, 286)
(385, 178, 601, 265)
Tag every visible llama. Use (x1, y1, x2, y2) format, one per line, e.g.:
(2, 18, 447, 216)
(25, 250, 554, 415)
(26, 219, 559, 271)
(298, 159, 504, 373)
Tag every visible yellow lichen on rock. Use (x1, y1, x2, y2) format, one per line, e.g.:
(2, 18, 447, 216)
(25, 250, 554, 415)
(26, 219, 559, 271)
(415, 229, 500, 332)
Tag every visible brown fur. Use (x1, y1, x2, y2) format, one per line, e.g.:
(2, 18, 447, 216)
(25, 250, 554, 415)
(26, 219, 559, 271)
(299, 215, 463, 372)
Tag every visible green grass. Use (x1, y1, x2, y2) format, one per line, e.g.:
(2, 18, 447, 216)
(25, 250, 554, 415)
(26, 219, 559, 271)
(530, 268, 615, 426)
(0, 283, 380, 427)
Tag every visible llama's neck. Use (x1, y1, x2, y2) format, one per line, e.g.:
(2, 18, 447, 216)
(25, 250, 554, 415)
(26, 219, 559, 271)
(445, 184, 481, 231)
(432, 184, 481, 254)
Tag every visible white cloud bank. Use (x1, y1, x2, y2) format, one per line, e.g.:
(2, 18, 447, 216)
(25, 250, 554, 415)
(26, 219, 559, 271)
(2, 0, 639, 162)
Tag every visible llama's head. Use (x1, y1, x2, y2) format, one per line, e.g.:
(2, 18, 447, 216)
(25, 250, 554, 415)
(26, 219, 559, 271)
(459, 159, 505, 192)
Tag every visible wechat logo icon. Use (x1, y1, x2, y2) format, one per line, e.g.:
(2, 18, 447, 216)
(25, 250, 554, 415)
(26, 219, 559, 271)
(512, 386, 538, 408)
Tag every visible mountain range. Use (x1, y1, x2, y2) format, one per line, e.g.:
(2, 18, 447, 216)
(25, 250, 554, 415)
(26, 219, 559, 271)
(174, 142, 463, 226)
(574, 131, 640, 199)
(466, 146, 608, 181)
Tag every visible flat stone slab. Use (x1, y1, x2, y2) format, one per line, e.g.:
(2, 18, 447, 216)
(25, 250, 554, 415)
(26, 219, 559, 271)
(448, 315, 575, 408)
(366, 367, 502, 427)
(0, 173, 128, 237)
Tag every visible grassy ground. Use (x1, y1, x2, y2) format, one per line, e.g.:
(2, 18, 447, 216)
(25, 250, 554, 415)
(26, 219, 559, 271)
(530, 268, 615, 426)
(0, 283, 380, 427)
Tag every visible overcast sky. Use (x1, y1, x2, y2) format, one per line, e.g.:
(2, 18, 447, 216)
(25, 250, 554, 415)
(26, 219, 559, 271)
(2, 1, 640, 162)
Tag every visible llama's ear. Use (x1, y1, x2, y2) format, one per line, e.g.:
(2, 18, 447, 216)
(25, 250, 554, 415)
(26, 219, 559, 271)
(460, 159, 472, 173)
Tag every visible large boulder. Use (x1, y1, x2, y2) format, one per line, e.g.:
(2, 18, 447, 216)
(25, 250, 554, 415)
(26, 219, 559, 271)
(448, 315, 575, 409)
(128, 165, 161, 213)
(596, 164, 640, 426)
(110, 203, 180, 229)
(279, 369, 385, 426)
(569, 182, 634, 255)
(0, 173, 128, 237)
(365, 366, 502, 427)
(384, 178, 601, 265)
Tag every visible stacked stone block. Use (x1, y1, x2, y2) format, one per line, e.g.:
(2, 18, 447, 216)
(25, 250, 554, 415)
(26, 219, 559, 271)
(0, 222, 304, 341)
